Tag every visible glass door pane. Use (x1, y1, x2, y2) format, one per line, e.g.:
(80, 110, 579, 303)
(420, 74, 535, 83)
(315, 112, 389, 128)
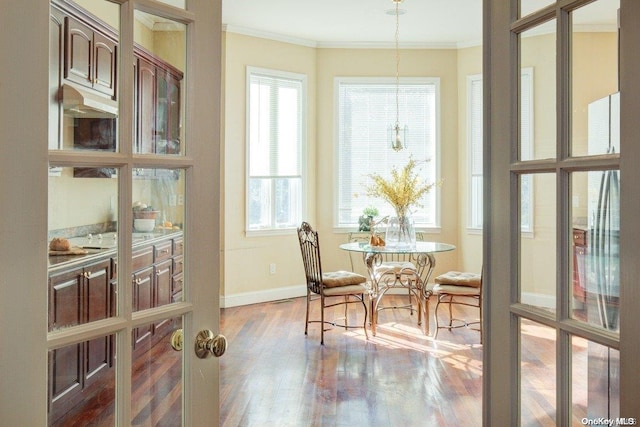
(133, 11, 186, 156)
(571, 0, 620, 157)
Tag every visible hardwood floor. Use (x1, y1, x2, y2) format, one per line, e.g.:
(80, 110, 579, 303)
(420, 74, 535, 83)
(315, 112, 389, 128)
(51, 294, 600, 425)
(220, 294, 484, 426)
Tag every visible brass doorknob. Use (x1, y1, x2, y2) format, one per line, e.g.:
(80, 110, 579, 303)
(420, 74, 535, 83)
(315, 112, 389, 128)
(195, 330, 227, 359)
(170, 329, 183, 351)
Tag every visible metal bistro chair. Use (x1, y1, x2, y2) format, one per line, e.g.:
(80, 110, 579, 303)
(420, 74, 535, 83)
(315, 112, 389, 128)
(297, 222, 369, 345)
(432, 270, 483, 342)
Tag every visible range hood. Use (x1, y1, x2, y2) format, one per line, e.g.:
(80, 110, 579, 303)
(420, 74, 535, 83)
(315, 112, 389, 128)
(61, 83, 118, 118)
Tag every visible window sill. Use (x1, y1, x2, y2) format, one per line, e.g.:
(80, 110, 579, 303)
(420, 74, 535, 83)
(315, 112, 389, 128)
(245, 228, 296, 238)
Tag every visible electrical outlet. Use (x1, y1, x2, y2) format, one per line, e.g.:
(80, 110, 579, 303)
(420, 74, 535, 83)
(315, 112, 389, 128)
(269, 263, 276, 275)
(177, 194, 184, 205)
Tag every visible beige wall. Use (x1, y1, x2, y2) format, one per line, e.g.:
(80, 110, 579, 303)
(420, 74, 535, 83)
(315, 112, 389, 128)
(222, 35, 464, 305)
(456, 45, 483, 274)
(222, 33, 317, 303)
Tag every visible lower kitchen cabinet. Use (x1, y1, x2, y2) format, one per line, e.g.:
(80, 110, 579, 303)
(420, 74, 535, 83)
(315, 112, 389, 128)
(48, 232, 182, 422)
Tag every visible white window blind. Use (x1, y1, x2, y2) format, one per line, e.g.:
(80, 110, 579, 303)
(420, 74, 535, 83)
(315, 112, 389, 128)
(468, 75, 484, 229)
(336, 78, 439, 228)
(468, 68, 533, 231)
(247, 67, 305, 232)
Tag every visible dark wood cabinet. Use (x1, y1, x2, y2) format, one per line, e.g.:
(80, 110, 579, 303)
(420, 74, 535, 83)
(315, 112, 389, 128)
(48, 259, 112, 424)
(137, 57, 157, 154)
(154, 259, 174, 335)
(155, 69, 182, 154)
(48, 233, 183, 421)
(135, 51, 183, 155)
(64, 15, 117, 98)
(573, 228, 587, 304)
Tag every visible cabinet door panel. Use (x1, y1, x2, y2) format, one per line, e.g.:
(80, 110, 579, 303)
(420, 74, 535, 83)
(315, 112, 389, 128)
(154, 260, 173, 336)
(65, 17, 92, 87)
(133, 268, 154, 349)
(85, 260, 111, 323)
(85, 337, 110, 384)
(49, 270, 82, 331)
(137, 58, 156, 154)
(49, 343, 83, 407)
(93, 32, 116, 98)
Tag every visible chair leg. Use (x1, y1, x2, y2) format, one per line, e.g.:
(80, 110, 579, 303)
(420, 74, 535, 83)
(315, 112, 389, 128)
(305, 290, 311, 336)
(320, 294, 325, 345)
(360, 295, 369, 340)
(448, 295, 454, 327)
(433, 294, 443, 339)
(344, 295, 348, 330)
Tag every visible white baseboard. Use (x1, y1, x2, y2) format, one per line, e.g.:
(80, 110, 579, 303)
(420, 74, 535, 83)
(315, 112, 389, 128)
(221, 284, 307, 308)
(221, 284, 421, 308)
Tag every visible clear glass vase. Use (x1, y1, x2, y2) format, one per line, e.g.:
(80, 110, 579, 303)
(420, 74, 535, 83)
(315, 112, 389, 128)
(385, 216, 416, 249)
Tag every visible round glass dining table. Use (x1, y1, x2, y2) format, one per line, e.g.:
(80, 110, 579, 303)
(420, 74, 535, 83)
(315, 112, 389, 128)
(339, 241, 456, 336)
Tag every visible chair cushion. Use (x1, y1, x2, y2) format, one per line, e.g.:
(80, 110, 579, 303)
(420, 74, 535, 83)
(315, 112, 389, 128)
(432, 283, 481, 296)
(434, 271, 482, 288)
(322, 271, 367, 288)
(323, 283, 369, 296)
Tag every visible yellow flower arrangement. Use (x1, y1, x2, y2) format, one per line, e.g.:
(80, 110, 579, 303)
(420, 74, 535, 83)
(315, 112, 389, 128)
(364, 157, 436, 218)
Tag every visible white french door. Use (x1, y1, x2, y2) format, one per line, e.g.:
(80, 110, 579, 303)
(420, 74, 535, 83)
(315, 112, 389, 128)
(0, 0, 222, 425)
(484, 0, 640, 425)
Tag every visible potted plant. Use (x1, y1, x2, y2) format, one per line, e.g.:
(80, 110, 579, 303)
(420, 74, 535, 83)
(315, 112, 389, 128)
(358, 206, 379, 232)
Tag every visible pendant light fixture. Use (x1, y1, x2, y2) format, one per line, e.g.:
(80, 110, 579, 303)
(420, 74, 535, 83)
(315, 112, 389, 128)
(390, 0, 407, 151)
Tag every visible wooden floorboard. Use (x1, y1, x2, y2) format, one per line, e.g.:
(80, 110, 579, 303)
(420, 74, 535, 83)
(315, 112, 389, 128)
(220, 294, 484, 427)
(52, 293, 589, 425)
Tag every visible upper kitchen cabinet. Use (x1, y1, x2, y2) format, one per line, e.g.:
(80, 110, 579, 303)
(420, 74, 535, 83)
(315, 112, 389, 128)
(65, 15, 117, 99)
(50, 1, 186, 157)
(134, 10, 186, 156)
(135, 49, 184, 155)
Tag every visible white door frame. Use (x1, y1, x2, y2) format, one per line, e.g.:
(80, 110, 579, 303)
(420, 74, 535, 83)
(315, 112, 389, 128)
(483, 0, 640, 425)
(0, 0, 222, 425)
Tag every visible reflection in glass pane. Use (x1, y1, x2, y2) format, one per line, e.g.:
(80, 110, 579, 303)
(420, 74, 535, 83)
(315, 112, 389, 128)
(132, 318, 183, 426)
(47, 335, 116, 426)
(132, 168, 185, 312)
(48, 167, 119, 328)
(520, 20, 556, 160)
(520, 319, 556, 425)
(520, 0, 555, 18)
(571, 0, 619, 157)
(134, 11, 186, 155)
(571, 336, 620, 422)
(570, 171, 620, 331)
(155, 0, 186, 9)
(520, 174, 556, 314)
(50, 0, 120, 151)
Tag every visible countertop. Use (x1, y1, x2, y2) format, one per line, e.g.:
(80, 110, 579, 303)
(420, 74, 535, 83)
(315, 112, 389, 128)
(48, 230, 182, 272)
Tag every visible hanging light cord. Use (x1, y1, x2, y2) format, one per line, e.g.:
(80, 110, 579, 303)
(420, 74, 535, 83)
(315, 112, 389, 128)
(395, 0, 400, 129)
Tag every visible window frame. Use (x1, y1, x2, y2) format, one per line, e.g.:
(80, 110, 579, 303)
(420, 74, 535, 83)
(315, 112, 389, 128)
(468, 68, 534, 234)
(245, 66, 307, 236)
(333, 76, 442, 231)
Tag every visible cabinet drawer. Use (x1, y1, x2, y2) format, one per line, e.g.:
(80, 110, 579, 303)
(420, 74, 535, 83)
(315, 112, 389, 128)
(172, 273, 184, 295)
(173, 237, 183, 256)
(132, 246, 154, 271)
(154, 241, 172, 262)
(173, 255, 183, 275)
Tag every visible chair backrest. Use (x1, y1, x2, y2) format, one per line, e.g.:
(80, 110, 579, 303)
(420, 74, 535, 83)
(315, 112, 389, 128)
(297, 222, 323, 294)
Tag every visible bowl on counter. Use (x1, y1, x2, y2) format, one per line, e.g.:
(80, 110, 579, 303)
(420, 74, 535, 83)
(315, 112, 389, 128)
(134, 218, 156, 232)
